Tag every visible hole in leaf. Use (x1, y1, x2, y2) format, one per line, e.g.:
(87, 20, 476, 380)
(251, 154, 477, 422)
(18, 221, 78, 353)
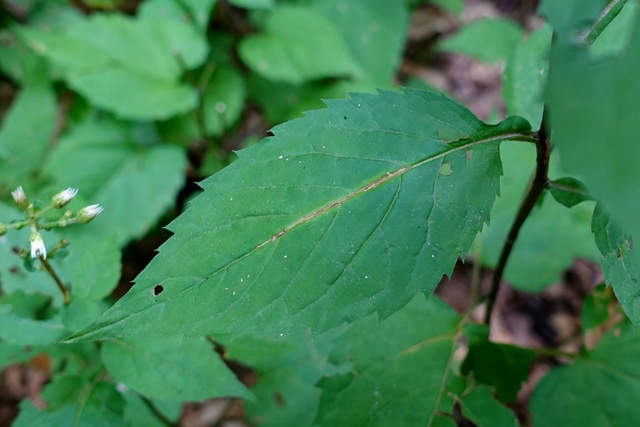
(153, 285, 164, 297)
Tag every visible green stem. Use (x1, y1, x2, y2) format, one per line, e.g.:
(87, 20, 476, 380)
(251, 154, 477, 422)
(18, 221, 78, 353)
(484, 111, 551, 326)
(39, 255, 70, 304)
(578, 0, 629, 45)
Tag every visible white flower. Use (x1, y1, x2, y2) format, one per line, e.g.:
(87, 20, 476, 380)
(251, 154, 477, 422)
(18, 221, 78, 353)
(51, 188, 78, 208)
(11, 186, 29, 209)
(77, 204, 103, 223)
(30, 232, 46, 259)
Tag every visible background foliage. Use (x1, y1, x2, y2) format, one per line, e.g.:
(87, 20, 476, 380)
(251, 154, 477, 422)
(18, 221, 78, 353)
(0, 0, 639, 426)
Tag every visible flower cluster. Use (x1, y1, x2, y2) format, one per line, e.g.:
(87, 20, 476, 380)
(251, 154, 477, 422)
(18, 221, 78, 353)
(4, 186, 103, 259)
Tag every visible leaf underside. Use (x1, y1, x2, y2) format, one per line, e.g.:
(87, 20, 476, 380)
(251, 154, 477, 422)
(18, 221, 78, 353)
(66, 88, 530, 342)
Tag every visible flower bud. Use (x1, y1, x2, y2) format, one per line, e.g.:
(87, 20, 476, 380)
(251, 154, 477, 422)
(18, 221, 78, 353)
(51, 188, 78, 208)
(29, 231, 46, 259)
(76, 204, 103, 223)
(11, 186, 29, 210)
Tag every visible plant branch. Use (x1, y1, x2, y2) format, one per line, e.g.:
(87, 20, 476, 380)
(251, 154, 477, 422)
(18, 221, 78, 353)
(484, 111, 551, 325)
(39, 255, 70, 304)
(578, 0, 629, 45)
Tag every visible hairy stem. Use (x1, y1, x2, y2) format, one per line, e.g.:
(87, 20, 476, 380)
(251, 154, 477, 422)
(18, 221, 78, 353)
(39, 256, 70, 305)
(484, 112, 551, 325)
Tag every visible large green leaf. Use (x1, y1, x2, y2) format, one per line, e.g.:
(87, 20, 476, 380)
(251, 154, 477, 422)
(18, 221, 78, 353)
(474, 142, 597, 291)
(101, 335, 250, 402)
(316, 296, 461, 425)
(546, 16, 640, 249)
(238, 6, 362, 84)
(530, 318, 640, 427)
(65, 88, 531, 342)
(592, 204, 640, 324)
(43, 116, 186, 246)
(20, 11, 207, 120)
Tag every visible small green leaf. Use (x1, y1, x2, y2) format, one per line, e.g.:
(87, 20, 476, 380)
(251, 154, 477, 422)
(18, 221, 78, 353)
(548, 177, 592, 208)
(458, 386, 518, 427)
(317, 296, 461, 425)
(13, 375, 126, 427)
(72, 237, 121, 301)
(461, 323, 535, 403)
(239, 6, 362, 83)
(582, 284, 613, 332)
(64, 88, 531, 343)
(20, 12, 207, 120)
(44, 116, 187, 246)
(503, 23, 552, 129)
(0, 291, 66, 345)
(61, 296, 105, 332)
(0, 58, 56, 192)
(530, 319, 640, 426)
(309, 0, 410, 85)
(101, 336, 251, 402)
(225, 334, 337, 427)
(591, 204, 640, 324)
(69, 69, 197, 121)
(159, 65, 246, 141)
(438, 18, 524, 63)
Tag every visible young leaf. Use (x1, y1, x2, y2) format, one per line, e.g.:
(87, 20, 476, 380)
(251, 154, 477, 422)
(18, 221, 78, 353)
(238, 6, 362, 84)
(101, 336, 251, 402)
(530, 319, 640, 426)
(65, 88, 531, 343)
(316, 296, 461, 425)
(548, 177, 591, 208)
(591, 204, 640, 324)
